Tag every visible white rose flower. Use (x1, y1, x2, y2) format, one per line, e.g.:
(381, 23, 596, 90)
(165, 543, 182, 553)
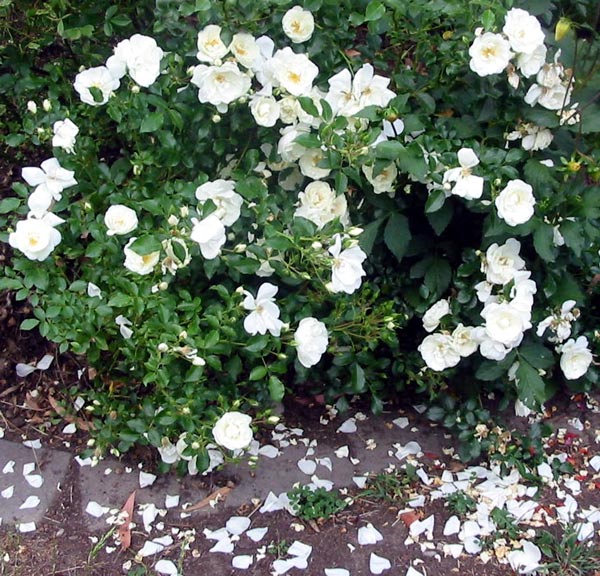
(362, 163, 398, 195)
(484, 238, 526, 285)
(73, 66, 120, 106)
(481, 301, 531, 347)
(522, 126, 553, 151)
(196, 24, 229, 64)
(328, 234, 367, 294)
(452, 324, 478, 357)
(277, 123, 309, 162)
(271, 47, 318, 96)
(282, 6, 315, 43)
(8, 215, 62, 261)
(104, 204, 138, 236)
(191, 62, 251, 113)
(443, 148, 484, 200)
(123, 237, 160, 275)
(510, 271, 537, 314)
(212, 411, 253, 451)
(495, 179, 536, 226)
(249, 94, 281, 127)
(107, 34, 164, 87)
(468, 32, 513, 77)
(229, 32, 260, 68)
(516, 44, 547, 78)
(157, 438, 180, 465)
(418, 333, 461, 371)
(422, 299, 450, 333)
(52, 119, 79, 153)
(503, 9, 546, 54)
(559, 336, 593, 380)
(294, 317, 328, 368)
(22, 157, 77, 201)
(278, 95, 301, 124)
(298, 149, 331, 180)
(195, 179, 243, 226)
(190, 214, 226, 259)
(294, 181, 348, 229)
(472, 327, 511, 361)
(161, 238, 191, 275)
(242, 282, 284, 337)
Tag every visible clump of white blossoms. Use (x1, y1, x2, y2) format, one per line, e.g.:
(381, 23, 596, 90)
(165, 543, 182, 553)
(294, 317, 329, 368)
(537, 300, 580, 343)
(442, 148, 484, 200)
(506, 122, 553, 151)
(494, 178, 536, 226)
(106, 34, 164, 88)
(195, 179, 243, 226)
(212, 411, 254, 451)
(282, 5, 315, 43)
(294, 180, 348, 229)
(242, 282, 285, 337)
(559, 336, 593, 380)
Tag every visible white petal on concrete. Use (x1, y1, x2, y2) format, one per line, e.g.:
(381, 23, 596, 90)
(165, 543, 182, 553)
(138, 540, 166, 557)
(141, 503, 159, 531)
(358, 523, 383, 545)
(62, 423, 77, 434)
(260, 491, 285, 513)
(226, 516, 251, 535)
(443, 543, 464, 558)
(337, 418, 357, 434)
(25, 474, 43, 488)
(325, 569, 350, 576)
(16, 363, 36, 377)
(139, 471, 157, 488)
(317, 457, 333, 471)
(23, 463, 36, 476)
(287, 540, 312, 559)
(75, 456, 93, 467)
(310, 475, 334, 491)
(393, 417, 409, 429)
(232, 555, 253, 569)
(85, 501, 109, 518)
(36, 354, 54, 370)
(22, 439, 41, 449)
(154, 559, 178, 575)
(369, 552, 391, 574)
(19, 495, 40, 509)
(2, 461, 15, 474)
(246, 527, 268, 542)
(165, 494, 180, 509)
(1, 486, 14, 499)
(298, 458, 317, 475)
(590, 455, 600, 472)
(272, 558, 295, 575)
(334, 446, 349, 458)
(575, 522, 595, 541)
(353, 476, 368, 489)
(443, 515, 461, 536)
(406, 566, 425, 576)
(209, 537, 234, 553)
(394, 441, 422, 461)
(203, 527, 229, 541)
(18, 522, 36, 533)
(258, 444, 280, 458)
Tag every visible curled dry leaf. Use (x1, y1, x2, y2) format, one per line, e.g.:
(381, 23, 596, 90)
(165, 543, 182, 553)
(118, 490, 136, 550)
(399, 510, 423, 529)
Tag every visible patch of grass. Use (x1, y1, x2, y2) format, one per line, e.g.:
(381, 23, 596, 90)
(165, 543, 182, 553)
(445, 491, 477, 515)
(287, 485, 348, 521)
(358, 465, 417, 503)
(537, 525, 600, 576)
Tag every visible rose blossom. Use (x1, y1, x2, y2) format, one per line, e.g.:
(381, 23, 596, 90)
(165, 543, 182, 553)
(298, 149, 331, 180)
(104, 204, 138, 236)
(282, 6, 315, 43)
(52, 119, 79, 153)
(294, 317, 328, 368)
(362, 163, 398, 195)
(481, 301, 531, 347)
(74, 66, 120, 106)
(559, 336, 593, 380)
(502, 8, 546, 54)
(443, 148, 484, 200)
(452, 324, 478, 357)
(195, 179, 243, 226)
(9, 215, 63, 261)
(212, 411, 253, 451)
(106, 34, 164, 87)
(328, 234, 367, 294)
(190, 214, 226, 259)
(123, 237, 160, 275)
(484, 238, 526, 285)
(270, 47, 318, 96)
(468, 32, 512, 77)
(242, 282, 284, 337)
(422, 299, 450, 333)
(196, 24, 229, 64)
(229, 32, 260, 68)
(495, 179, 536, 226)
(418, 333, 461, 371)
(22, 157, 77, 201)
(249, 93, 281, 127)
(191, 62, 251, 112)
(294, 181, 348, 229)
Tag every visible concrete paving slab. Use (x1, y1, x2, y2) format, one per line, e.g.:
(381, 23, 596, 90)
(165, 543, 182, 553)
(0, 438, 72, 529)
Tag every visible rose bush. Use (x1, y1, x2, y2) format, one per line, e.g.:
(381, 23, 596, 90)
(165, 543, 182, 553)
(1, 0, 599, 471)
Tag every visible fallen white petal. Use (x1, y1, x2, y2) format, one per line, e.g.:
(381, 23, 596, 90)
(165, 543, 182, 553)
(589, 455, 600, 472)
(353, 476, 368, 489)
(16, 364, 36, 377)
(258, 444, 279, 458)
(2, 461, 15, 474)
(406, 566, 424, 576)
(298, 458, 317, 475)
(226, 515, 251, 535)
(209, 537, 234, 553)
(260, 491, 285, 513)
(18, 522, 36, 533)
(246, 527, 268, 542)
(507, 541, 541, 574)
(141, 503, 159, 531)
(369, 552, 391, 574)
(410, 515, 434, 538)
(310, 475, 333, 491)
(36, 354, 54, 370)
(575, 521, 595, 541)
(165, 494, 179, 508)
(1, 486, 14, 499)
(394, 441, 421, 461)
(23, 463, 36, 476)
(138, 540, 165, 557)
(317, 457, 332, 471)
(139, 471, 156, 488)
(358, 523, 383, 545)
(287, 540, 312, 559)
(408, 495, 425, 508)
(232, 555, 253, 569)
(443, 515, 460, 536)
(22, 439, 41, 449)
(334, 446, 349, 458)
(393, 417, 409, 429)
(272, 558, 295, 575)
(25, 474, 43, 488)
(154, 559, 178, 575)
(19, 495, 40, 509)
(203, 527, 229, 541)
(325, 569, 350, 576)
(85, 501, 109, 518)
(62, 423, 77, 435)
(443, 543, 464, 558)
(337, 418, 357, 434)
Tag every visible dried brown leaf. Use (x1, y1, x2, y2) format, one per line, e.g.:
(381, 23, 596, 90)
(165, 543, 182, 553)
(118, 490, 136, 550)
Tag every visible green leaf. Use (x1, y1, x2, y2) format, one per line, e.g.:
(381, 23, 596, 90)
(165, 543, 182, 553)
(107, 293, 131, 307)
(560, 219, 584, 257)
(515, 359, 550, 408)
(365, 0, 385, 21)
(533, 221, 557, 261)
(359, 217, 385, 256)
(246, 334, 269, 352)
(249, 365, 268, 381)
(518, 341, 554, 370)
(383, 213, 411, 263)
(297, 96, 319, 117)
(397, 142, 428, 181)
(0, 278, 22, 290)
(375, 140, 403, 161)
(140, 112, 164, 133)
(425, 188, 446, 213)
(424, 256, 452, 296)
(0, 197, 20, 214)
(294, 133, 321, 148)
(268, 376, 285, 402)
(20, 318, 39, 331)
(350, 363, 366, 393)
(129, 236, 161, 255)
(481, 8, 495, 30)
(426, 201, 453, 235)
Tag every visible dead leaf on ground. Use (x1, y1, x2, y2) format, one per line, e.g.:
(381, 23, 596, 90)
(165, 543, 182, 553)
(118, 490, 136, 550)
(48, 395, 94, 431)
(399, 510, 423, 528)
(185, 486, 232, 512)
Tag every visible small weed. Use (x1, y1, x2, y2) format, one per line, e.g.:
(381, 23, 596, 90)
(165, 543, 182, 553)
(267, 539, 291, 559)
(287, 485, 348, 521)
(446, 491, 477, 515)
(537, 525, 600, 576)
(359, 465, 417, 503)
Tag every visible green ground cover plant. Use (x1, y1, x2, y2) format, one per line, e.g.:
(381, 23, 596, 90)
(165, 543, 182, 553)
(1, 0, 599, 473)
